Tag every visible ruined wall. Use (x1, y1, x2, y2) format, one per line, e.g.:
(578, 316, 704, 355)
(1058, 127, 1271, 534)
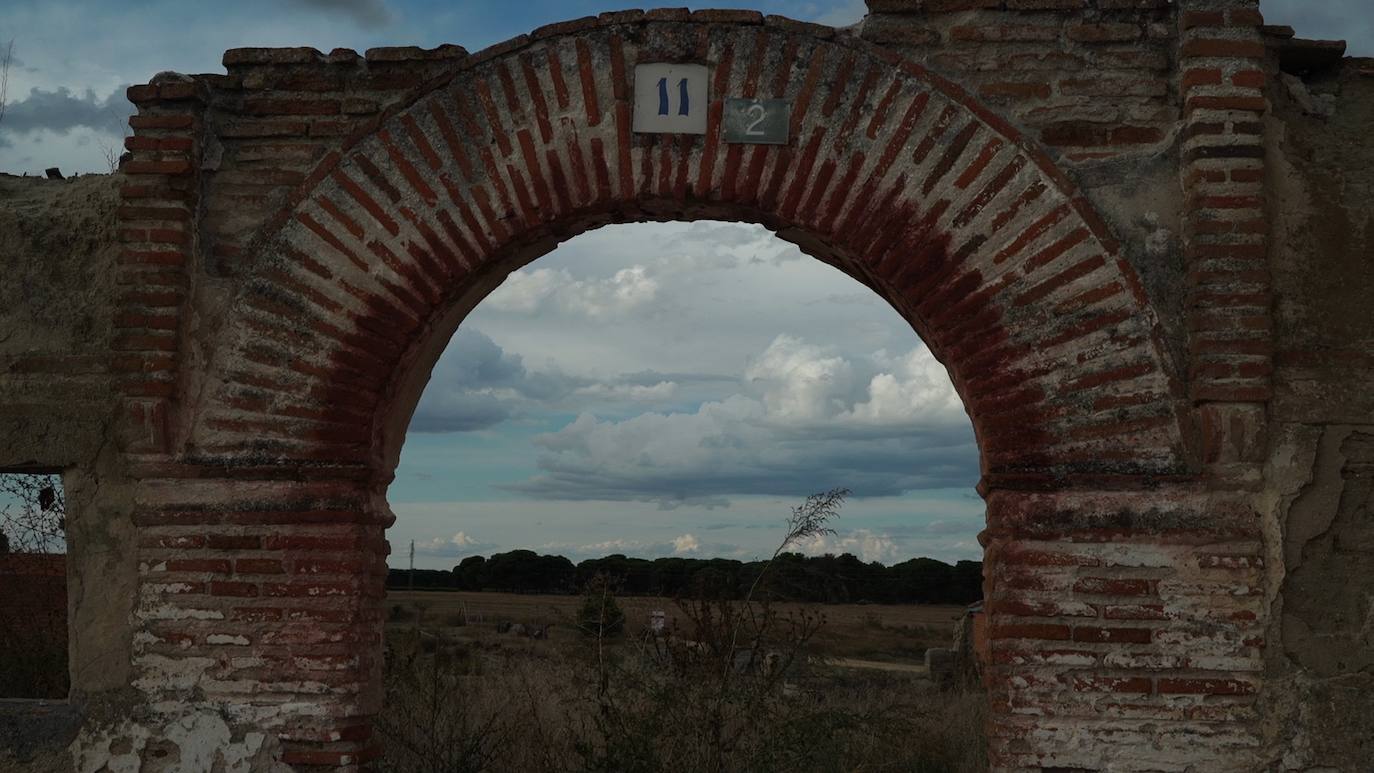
(2, 1, 1373, 771)
(862, 0, 1191, 364)
(1263, 57, 1374, 771)
(0, 175, 146, 773)
(0, 175, 119, 465)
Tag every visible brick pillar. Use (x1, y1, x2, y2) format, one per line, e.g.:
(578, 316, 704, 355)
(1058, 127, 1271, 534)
(130, 473, 389, 769)
(1177, 0, 1271, 486)
(119, 77, 206, 455)
(981, 487, 1265, 771)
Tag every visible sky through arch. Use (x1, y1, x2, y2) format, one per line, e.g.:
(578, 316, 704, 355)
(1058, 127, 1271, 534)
(388, 221, 985, 569)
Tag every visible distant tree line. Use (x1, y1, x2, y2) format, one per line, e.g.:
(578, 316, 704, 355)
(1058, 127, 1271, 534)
(387, 550, 983, 605)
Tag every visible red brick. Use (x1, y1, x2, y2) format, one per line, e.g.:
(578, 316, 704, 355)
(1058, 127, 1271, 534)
(991, 623, 1073, 641)
(1182, 68, 1224, 89)
(129, 114, 195, 130)
(209, 581, 259, 597)
(1072, 626, 1153, 644)
(163, 558, 232, 574)
(1181, 10, 1226, 30)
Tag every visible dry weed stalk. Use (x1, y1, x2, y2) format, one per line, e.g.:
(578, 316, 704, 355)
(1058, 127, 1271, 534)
(0, 39, 12, 129)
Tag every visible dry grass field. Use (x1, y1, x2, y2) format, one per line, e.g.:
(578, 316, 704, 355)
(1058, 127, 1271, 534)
(385, 589, 967, 662)
(380, 590, 986, 772)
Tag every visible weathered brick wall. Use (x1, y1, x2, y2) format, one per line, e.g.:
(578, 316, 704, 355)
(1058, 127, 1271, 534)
(863, 0, 1179, 164)
(0, 177, 136, 727)
(1, 1, 1371, 771)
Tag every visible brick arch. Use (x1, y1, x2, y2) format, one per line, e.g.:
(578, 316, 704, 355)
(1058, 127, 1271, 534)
(190, 13, 1189, 490)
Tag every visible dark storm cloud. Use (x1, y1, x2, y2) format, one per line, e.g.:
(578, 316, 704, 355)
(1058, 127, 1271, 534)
(408, 328, 699, 433)
(409, 327, 584, 432)
(0, 85, 131, 136)
(504, 421, 979, 507)
(284, 0, 392, 27)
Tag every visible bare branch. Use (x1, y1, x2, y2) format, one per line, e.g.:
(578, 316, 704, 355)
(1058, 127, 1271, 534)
(0, 473, 66, 554)
(97, 105, 130, 173)
(0, 39, 13, 129)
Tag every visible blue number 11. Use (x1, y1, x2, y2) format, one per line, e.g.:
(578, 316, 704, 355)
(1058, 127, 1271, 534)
(657, 77, 690, 117)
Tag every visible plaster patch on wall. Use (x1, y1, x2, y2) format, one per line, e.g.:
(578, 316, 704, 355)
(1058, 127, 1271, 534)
(1269, 425, 1374, 770)
(1282, 429, 1374, 676)
(72, 712, 282, 773)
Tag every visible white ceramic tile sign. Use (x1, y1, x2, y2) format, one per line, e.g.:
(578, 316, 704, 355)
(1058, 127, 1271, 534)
(632, 63, 709, 135)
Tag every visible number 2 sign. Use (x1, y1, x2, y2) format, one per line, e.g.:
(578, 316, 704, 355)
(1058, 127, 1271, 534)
(723, 98, 789, 145)
(632, 63, 708, 135)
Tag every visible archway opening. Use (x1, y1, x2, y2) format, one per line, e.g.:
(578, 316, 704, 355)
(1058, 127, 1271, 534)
(178, 17, 1196, 768)
(377, 219, 990, 771)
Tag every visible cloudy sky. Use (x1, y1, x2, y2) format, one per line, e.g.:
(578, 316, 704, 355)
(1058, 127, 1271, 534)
(2, 1, 1367, 568)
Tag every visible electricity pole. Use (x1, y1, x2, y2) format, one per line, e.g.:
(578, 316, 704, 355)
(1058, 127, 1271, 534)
(408, 540, 415, 591)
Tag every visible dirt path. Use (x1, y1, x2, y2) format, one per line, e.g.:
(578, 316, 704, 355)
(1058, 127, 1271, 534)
(828, 658, 929, 675)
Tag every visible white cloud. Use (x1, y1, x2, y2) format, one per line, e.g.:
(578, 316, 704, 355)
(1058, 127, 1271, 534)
(745, 335, 855, 423)
(672, 534, 700, 554)
(414, 530, 493, 557)
(485, 265, 658, 319)
(504, 335, 977, 505)
(797, 529, 902, 564)
(843, 346, 965, 427)
(743, 335, 965, 431)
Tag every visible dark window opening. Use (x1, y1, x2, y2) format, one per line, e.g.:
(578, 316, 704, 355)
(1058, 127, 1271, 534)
(0, 472, 68, 699)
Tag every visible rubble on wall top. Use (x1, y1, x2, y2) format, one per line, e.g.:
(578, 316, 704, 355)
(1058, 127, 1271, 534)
(363, 44, 468, 63)
(865, 0, 1173, 13)
(1257, 24, 1348, 76)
